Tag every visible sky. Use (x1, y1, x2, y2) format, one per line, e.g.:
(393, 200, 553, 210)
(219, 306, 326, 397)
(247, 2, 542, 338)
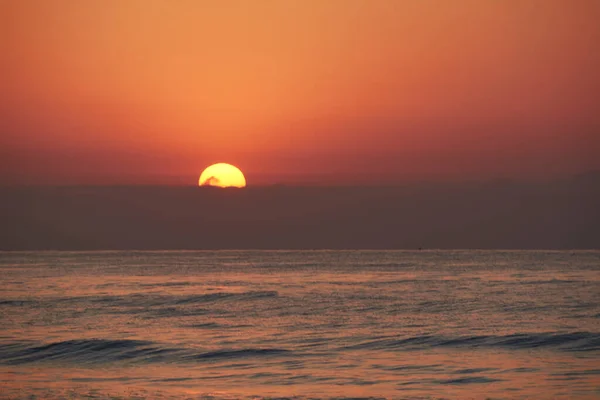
(1, 0, 599, 185)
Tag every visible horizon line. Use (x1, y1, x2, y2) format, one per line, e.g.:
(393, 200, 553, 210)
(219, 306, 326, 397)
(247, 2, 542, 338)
(1, 248, 598, 252)
(0, 177, 594, 189)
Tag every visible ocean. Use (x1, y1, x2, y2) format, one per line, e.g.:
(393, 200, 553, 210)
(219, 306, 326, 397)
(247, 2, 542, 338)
(0, 250, 599, 399)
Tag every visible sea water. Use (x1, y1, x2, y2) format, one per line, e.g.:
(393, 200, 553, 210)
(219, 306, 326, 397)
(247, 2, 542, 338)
(0, 250, 599, 399)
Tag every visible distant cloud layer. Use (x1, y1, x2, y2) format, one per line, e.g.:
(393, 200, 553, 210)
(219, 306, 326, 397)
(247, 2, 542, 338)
(1, 174, 598, 250)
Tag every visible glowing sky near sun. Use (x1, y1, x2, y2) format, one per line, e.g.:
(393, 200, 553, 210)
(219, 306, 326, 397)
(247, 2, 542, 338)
(1, 0, 599, 184)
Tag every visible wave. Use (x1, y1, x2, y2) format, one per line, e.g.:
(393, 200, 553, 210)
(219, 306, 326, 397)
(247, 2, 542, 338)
(172, 291, 279, 305)
(2, 331, 596, 366)
(0, 339, 178, 365)
(186, 348, 290, 360)
(0, 300, 32, 306)
(0, 291, 280, 310)
(343, 332, 600, 352)
(434, 376, 504, 385)
(0, 339, 290, 365)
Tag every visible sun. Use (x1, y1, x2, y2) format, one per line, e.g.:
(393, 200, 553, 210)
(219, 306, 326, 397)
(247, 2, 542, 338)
(198, 163, 246, 188)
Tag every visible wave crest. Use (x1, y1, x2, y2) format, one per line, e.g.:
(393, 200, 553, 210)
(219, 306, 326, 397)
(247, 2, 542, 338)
(344, 332, 600, 352)
(0, 339, 290, 365)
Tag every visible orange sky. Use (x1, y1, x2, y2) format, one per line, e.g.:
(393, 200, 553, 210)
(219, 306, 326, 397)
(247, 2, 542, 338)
(1, 0, 599, 185)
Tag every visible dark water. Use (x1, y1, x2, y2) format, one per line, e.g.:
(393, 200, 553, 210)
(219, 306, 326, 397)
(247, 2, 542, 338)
(1, 250, 599, 399)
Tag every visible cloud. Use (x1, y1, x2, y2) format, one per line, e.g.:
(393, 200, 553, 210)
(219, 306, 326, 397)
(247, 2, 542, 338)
(202, 176, 221, 186)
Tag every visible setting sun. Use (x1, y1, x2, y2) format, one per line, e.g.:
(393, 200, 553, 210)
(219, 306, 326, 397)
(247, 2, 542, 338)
(199, 163, 246, 188)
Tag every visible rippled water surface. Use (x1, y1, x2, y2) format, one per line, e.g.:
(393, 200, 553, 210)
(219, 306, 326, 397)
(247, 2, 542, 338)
(1, 250, 599, 399)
